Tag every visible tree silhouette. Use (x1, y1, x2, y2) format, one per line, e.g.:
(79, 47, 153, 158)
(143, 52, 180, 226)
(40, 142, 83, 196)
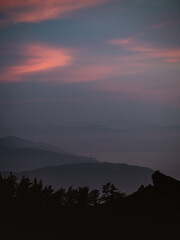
(16, 176, 32, 206)
(29, 178, 43, 207)
(0, 173, 17, 205)
(88, 189, 100, 206)
(101, 182, 125, 204)
(77, 186, 89, 207)
(65, 186, 78, 207)
(0, 171, 179, 240)
(48, 187, 64, 208)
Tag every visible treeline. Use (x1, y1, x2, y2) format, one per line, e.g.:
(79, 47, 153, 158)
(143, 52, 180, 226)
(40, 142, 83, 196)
(1, 171, 180, 239)
(0, 173, 125, 208)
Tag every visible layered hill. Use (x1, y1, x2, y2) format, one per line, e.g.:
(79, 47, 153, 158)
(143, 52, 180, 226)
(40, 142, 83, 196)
(10, 162, 154, 194)
(0, 136, 67, 154)
(0, 136, 98, 171)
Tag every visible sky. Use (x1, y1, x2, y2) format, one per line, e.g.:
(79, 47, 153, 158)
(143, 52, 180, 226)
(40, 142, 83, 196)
(0, 0, 180, 126)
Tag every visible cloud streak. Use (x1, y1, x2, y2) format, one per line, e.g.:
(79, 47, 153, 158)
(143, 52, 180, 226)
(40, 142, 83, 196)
(0, 43, 73, 82)
(83, 37, 180, 106)
(0, 35, 179, 108)
(108, 38, 180, 63)
(0, 0, 110, 25)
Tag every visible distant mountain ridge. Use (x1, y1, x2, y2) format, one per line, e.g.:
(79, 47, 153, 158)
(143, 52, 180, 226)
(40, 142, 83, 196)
(0, 136, 67, 154)
(0, 136, 98, 171)
(6, 162, 154, 194)
(1, 121, 180, 136)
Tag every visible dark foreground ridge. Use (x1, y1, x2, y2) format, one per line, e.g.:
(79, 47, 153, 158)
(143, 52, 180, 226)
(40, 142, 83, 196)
(0, 171, 180, 239)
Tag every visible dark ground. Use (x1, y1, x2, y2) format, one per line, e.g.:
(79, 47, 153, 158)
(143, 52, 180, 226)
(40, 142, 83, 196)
(1, 204, 179, 240)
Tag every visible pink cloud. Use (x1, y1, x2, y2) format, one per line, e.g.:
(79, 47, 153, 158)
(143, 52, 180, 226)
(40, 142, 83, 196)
(1, 42, 132, 84)
(108, 37, 180, 63)
(0, 43, 73, 82)
(0, 41, 169, 84)
(0, 0, 110, 24)
(51, 60, 147, 84)
(33, 64, 120, 84)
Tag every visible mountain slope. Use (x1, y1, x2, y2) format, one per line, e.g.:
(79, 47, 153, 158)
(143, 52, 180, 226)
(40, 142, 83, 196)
(0, 136, 67, 154)
(127, 171, 180, 213)
(0, 136, 98, 171)
(10, 162, 153, 194)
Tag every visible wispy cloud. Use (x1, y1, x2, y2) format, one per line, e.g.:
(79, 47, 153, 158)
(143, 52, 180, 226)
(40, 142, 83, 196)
(0, 42, 147, 84)
(86, 37, 180, 106)
(1, 35, 179, 108)
(108, 37, 180, 63)
(0, 0, 110, 25)
(0, 43, 73, 82)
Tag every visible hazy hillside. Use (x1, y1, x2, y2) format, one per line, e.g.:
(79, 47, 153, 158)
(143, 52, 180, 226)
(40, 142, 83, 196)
(0, 136, 67, 154)
(1, 122, 179, 153)
(0, 136, 98, 171)
(11, 162, 154, 194)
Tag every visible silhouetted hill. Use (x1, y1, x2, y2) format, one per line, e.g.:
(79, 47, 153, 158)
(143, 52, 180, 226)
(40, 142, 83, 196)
(152, 170, 180, 190)
(127, 171, 180, 214)
(133, 170, 180, 196)
(9, 162, 153, 194)
(0, 170, 179, 240)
